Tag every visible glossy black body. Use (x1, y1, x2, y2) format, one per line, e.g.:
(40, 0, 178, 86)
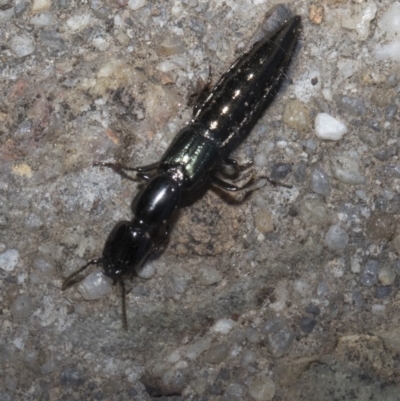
(63, 15, 301, 314)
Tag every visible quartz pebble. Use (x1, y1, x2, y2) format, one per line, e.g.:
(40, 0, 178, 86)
(331, 152, 366, 185)
(310, 166, 331, 196)
(9, 35, 35, 57)
(300, 316, 317, 333)
(198, 266, 222, 285)
(0, 249, 19, 271)
(240, 349, 257, 367)
(360, 260, 379, 286)
(325, 225, 349, 251)
(137, 261, 156, 279)
(248, 376, 276, 401)
(30, 13, 54, 26)
(202, 343, 229, 364)
(212, 318, 235, 334)
(0, 8, 13, 23)
(32, 0, 51, 12)
(255, 209, 274, 234)
(270, 163, 292, 181)
(128, 0, 146, 10)
(283, 99, 310, 131)
(378, 266, 396, 285)
(185, 338, 211, 360)
(77, 271, 113, 300)
(66, 14, 91, 32)
(299, 194, 330, 226)
(335, 95, 366, 117)
(341, 0, 377, 40)
(11, 294, 34, 321)
(315, 113, 347, 141)
(267, 327, 294, 357)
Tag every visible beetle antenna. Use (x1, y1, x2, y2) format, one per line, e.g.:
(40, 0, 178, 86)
(62, 258, 103, 290)
(119, 277, 128, 330)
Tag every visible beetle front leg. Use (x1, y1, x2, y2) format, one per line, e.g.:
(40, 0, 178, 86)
(93, 161, 159, 182)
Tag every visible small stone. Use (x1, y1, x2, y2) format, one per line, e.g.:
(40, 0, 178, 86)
(367, 214, 396, 240)
(14, 0, 30, 16)
(240, 349, 257, 367)
(294, 161, 308, 183)
(331, 151, 366, 185)
(77, 270, 113, 300)
(202, 344, 229, 364)
(384, 165, 400, 179)
(360, 260, 379, 286)
(40, 31, 66, 50)
(255, 209, 274, 234)
(248, 376, 276, 401)
(315, 113, 347, 141)
(267, 328, 294, 357)
(335, 95, 367, 117)
(30, 13, 54, 26)
(270, 163, 292, 181)
(41, 359, 57, 375)
(137, 261, 156, 279)
(60, 368, 85, 387)
(212, 318, 235, 334)
(358, 129, 382, 148)
(375, 286, 392, 299)
(0, 249, 19, 272)
(24, 213, 43, 232)
(309, 4, 324, 24)
(341, 0, 377, 40)
(165, 350, 181, 364)
(11, 294, 34, 321)
(378, 266, 396, 285)
(305, 303, 320, 316)
(127, 0, 146, 10)
(198, 266, 222, 285)
(283, 99, 310, 131)
(300, 316, 317, 333)
(66, 14, 91, 32)
(32, 0, 51, 12)
(246, 327, 259, 343)
(33, 257, 55, 276)
(9, 35, 35, 58)
(325, 225, 349, 251)
(0, 8, 13, 23)
(225, 383, 246, 399)
(310, 166, 331, 196)
(185, 338, 211, 360)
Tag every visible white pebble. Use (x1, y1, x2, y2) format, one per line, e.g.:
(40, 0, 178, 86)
(212, 318, 235, 334)
(30, 13, 54, 27)
(325, 225, 349, 251)
(331, 151, 366, 185)
(66, 14, 91, 32)
(185, 338, 211, 360)
(315, 113, 347, 141)
(77, 270, 113, 300)
(341, 0, 377, 40)
(198, 266, 222, 285)
(137, 261, 156, 279)
(0, 8, 13, 24)
(128, 0, 146, 10)
(373, 39, 400, 62)
(9, 35, 35, 58)
(377, 2, 400, 40)
(249, 376, 276, 401)
(0, 249, 19, 271)
(165, 350, 181, 364)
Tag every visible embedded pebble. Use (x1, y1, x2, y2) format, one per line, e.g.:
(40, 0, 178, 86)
(341, 0, 377, 40)
(282, 99, 310, 131)
(32, 0, 51, 12)
(335, 95, 366, 117)
(66, 14, 91, 32)
(33, 257, 55, 276)
(360, 260, 379, 286)
(137, 261, 156, 279)
(358, 129, 382, 148)
(377, 2, 400, 39)
(248, 376, 276, 401)
(30, 13, 54, 26)
(383, 164, 400, 178)
(60, 368, 85, 387)
(202, 343, 229, 364)
(331, 152, 366, 185)
(212, 318, 235, 334)
(255, 209, 274, 234)
(305, 304, 320, 316)
(11, 294, 34, 321)
(41, 359, 57, 375)
(128, 0, 146, 10)
(246, 327, 259, 343)
(77, 271, 113, 300)
(378, 265, 396, 285)
(267, 328, 294, 357)
(375, 286, 392, 299)
(24, 213, 43, 232)
(314, 113, 347, 141)
(225, 383, 246, 399)
(9, 34, 35, 58)
(185, 338, 211, 360)
(157, 36, 184, 57)
(270, 163, 292, 181)
(366, 214, 396, 240)
(0, 249, 19, 272)
(165, 350, 181, 364)
(325, 225, 349, 251)
(198, 266, 222, 285)
(0, 8, 13, 23)
(310, 166, 331, 197)
(300, 316, 317, 333)
(40, 30, 66, 50)
(240, 349, 257, 367)
(15, 0, 30, 16)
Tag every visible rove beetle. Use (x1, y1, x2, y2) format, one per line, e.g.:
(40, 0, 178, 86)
(62, 13, 302, 329)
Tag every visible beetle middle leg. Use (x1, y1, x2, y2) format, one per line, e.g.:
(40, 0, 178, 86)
(94, 161, 159, 181)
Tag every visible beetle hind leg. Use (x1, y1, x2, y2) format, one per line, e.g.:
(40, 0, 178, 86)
(94, 161, 159, 181)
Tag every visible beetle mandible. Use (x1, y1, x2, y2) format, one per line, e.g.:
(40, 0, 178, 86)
(63, 14, 302, 329)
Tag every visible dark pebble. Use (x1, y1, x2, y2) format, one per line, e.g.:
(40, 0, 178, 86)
(300, 316, 317, 333)
(374, 197, 387, 212)
(60, 368, 85, 387)
(270, 163, 292, 181)
(375, 286, 392, 299)
(373, 148, 396, 162)
(385, 104, 398, 121)
(368, 120, 380, 132)
(293, 161, 307, 183)
(305, 303, 320, 316)
(335, 95, 367, 117)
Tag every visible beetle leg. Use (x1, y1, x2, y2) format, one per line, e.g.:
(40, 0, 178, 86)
(210, 174, 255, 192)
(119, 277, 128, 330)
(220, 158, 253, 177)
(62, 258, 103, 290)
(94, 161, 159, 182)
